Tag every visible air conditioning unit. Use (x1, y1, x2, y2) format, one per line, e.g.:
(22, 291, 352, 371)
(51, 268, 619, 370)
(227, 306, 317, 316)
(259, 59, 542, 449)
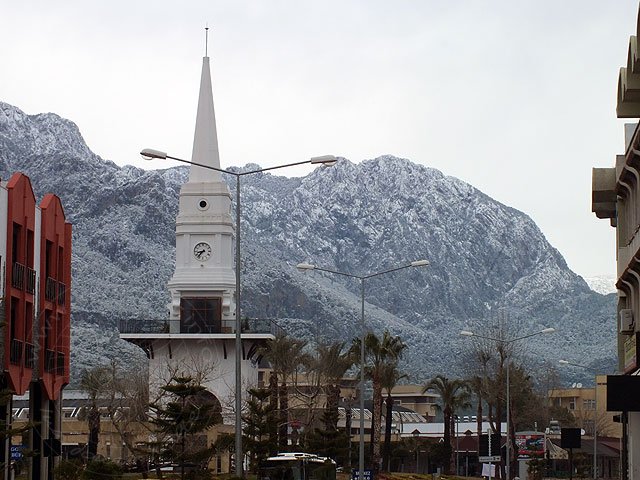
(619, 309, 634, 334)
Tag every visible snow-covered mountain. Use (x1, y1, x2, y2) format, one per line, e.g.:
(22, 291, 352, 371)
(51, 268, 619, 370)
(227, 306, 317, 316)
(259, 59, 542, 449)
(0, 102, 617, 383)
(584, 276, 616, 295)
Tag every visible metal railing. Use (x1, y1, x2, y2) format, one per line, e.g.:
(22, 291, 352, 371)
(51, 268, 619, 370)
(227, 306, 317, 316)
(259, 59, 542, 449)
(10, 339, 22, 365)
(45, 349, 55, 373)
(45, 277, 57, 302)
(118, 317, 284, 336)
(24, 342, 35, 369)
(56, 352, 65, 375)
(12, 262, 25, 290)
(25, 267, 35, 294)
(57, 282, 66, 305)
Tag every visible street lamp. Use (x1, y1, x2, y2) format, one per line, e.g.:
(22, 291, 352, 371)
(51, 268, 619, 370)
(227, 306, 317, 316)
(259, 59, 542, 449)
(460, 327, 555, 480)
(297, 259, 429, 480)
(559, 359, 599, 480)
(142, 148, 337, 477)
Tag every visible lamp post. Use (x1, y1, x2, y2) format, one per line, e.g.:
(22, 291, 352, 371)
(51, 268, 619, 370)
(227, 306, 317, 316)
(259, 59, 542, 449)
(460, 327, 555, 480)
(141, 148, 337, 477)
(559, 359, 599, 480)
(297, 260, 429, 480)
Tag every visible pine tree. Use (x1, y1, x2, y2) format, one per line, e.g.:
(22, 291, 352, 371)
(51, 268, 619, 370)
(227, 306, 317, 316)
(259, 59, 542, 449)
(243, 388, 278, 472)
(149, 376, 222, 476)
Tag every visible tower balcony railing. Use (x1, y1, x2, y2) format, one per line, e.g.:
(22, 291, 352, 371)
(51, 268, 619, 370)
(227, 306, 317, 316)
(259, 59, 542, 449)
(118, 317, 285, 336)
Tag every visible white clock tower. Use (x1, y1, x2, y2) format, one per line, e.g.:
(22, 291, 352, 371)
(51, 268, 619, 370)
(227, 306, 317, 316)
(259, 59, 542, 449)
(121, 55, 275, 418)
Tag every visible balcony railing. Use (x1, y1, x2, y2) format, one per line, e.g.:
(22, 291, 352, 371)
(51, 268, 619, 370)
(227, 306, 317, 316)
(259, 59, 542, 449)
(25, 267, 36, 294)
(57, 282, 66, 305)
(43, 350, 64, 375)
(45, 349, 55, 373)
(24, 342, 35, 369)
(118, 317, 285, 336)
(10, 339, 23, 365)
(56, 352, 65, 375)
(45, 277, 56, 302)
(12, 262, 25, 290)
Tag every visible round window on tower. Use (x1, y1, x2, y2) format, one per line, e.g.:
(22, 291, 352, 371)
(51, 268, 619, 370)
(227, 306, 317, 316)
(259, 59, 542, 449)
(198, 199, 209, 211)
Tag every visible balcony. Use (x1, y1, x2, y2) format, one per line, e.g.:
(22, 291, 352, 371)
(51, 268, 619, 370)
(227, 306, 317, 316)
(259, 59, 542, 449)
(12, 262, 25, 290)
(24, 342, 35, 369)
(56, 352, 65, 375)
(45, 350, 54, 373)
(45, 277, 56, 302)
(10, 339, 23, 365)
(118, 317, 284, 336)
(11, 263, 36, 294)
(57, 282, 66, 305)
(25, 267, 36, 294)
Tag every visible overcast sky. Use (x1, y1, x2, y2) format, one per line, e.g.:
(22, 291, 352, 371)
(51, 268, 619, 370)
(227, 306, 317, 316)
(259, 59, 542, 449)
(2, 0, 636, 279)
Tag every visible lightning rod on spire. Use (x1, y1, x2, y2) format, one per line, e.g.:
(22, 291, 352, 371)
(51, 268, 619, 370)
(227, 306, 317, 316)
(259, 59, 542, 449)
(205, 24, 209, 57)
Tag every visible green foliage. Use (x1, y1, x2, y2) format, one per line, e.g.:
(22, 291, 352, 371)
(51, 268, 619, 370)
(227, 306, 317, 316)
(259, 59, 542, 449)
(53, 459, 84, 480)
(527, 457, 546, 480)
(149, 375, 222, 473)
(243, 388, 278, 471)
(81, 458, 123, 480)
(428, 441, 452, 471)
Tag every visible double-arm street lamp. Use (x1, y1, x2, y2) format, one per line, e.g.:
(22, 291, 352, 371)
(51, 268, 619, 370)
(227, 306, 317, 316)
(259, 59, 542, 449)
(559, 359, 600, 480)
(141, 148, 337, 477)
(460, 327, 556, 480)
(297, 259, 430, 479)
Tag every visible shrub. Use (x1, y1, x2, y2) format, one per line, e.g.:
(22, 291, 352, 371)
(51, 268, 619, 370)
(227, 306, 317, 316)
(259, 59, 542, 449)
(53, 459, 83, 480)
(81, 458, 123, 480)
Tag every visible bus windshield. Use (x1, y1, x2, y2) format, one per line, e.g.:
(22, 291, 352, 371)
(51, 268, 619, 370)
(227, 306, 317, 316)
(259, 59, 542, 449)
(258, 457, 336, 480)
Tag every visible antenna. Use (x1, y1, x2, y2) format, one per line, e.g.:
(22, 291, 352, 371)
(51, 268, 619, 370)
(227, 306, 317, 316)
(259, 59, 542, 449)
(205, 24, 209, 57)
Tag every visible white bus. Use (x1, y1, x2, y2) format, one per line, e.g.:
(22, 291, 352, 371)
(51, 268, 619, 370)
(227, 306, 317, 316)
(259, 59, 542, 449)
(258, 453, 337, 480)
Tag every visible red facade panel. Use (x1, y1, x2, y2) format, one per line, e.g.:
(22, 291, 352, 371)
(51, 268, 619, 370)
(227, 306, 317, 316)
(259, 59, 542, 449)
(5, 173, 37, 395)
(39, 193, 72, 400)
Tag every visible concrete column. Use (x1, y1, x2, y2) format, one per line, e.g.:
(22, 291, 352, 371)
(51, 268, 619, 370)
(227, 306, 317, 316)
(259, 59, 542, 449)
(628, 412, 640, 479)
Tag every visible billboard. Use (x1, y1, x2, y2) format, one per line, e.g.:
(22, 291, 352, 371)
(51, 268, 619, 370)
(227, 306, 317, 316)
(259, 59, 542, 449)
(515, 433, 545, 459)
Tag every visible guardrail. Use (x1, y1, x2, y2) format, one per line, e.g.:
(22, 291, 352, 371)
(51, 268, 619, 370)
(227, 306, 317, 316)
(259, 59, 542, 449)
(118, 317, 285, 336)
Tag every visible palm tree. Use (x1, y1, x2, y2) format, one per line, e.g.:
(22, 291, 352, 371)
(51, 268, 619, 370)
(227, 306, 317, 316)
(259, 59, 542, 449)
(352, 330, 406, 471)
(423, 375, 470, 474)
(262, 334, 307, 450)
(380, 361, 406, 472)
(316, 342, 354, 431)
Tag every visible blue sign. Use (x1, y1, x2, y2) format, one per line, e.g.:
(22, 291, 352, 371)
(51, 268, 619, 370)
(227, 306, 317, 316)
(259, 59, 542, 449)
(351, 469, 372, 480)
(10, 445, 23, 460)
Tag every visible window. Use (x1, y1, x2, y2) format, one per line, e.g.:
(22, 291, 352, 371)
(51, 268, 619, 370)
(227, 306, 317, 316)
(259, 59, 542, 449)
(583, 399, 596, 410)
(569, 398, 576, 410)
(180, 298, 221, 333)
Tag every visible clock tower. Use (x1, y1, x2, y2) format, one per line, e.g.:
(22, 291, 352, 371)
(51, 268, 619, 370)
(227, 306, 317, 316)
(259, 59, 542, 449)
(166, 55, 236, 334)
(121, 55, 276, 423)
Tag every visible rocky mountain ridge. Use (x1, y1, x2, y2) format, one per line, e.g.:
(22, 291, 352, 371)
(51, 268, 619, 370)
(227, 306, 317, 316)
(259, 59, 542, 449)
(0, 102, 617, 383)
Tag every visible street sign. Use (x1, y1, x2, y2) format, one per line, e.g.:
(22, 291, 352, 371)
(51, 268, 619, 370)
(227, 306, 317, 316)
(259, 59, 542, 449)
(351, 469, 372, 480)
(10, 445, 23, 460)
(478, 455, 501, 463)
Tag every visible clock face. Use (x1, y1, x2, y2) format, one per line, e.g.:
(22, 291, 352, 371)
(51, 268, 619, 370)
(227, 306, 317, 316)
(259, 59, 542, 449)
(193, 242, 212, 261)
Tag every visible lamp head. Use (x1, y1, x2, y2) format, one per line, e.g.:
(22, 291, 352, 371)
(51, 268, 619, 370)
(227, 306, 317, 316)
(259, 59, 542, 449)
(140, 148, 168, 160)
(310, 155, 338, 166)
(460, 330, 474, 337)
(296, 263, 315, 271)
(411, 259, 430, 267)
(541, 327, 556, 334)
(559, 360, 569, 365)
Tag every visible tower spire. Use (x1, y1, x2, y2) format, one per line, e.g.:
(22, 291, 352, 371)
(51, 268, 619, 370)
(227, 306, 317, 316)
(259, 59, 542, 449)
(205, 25, 209, 57)
(189, 53, 222, 182)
